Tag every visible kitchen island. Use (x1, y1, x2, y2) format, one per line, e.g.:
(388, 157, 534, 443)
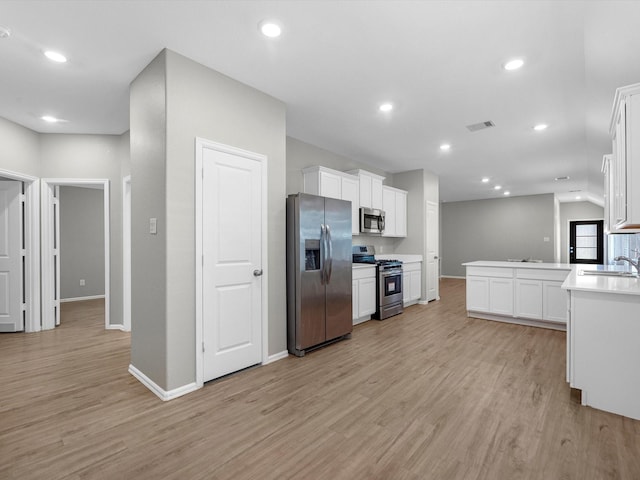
(462, 261, 572, 330)
(562, 267, 640, 420)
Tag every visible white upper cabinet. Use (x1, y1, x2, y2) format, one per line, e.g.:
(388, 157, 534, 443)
(347, 169, 385, 210)
(602, 154, 614, 233)
(302, 166, 360, 235)
(608, 83, 640, 232)
(381, 185, 407, 237)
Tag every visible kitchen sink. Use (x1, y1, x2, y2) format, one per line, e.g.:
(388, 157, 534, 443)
(579, 269, 638, 278)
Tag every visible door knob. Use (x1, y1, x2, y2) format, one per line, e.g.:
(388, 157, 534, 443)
(253, 269, 263, 277)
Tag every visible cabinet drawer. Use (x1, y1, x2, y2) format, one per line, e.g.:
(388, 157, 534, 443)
(403, 261, 421, 273)
(353, 266, 376, 280)
(467, 266, 513, 278)
(515, 268, 570, 282)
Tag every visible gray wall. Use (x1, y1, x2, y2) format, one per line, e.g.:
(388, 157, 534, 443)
(0, 117, 39, 177)
(559, 201, 604, 263)
(59, 186, 105, 299)
(130, 51, 169, 390)
(130, 49, 287, 392)
(441, 194, 556, 277)
(39, 133, 126, 327)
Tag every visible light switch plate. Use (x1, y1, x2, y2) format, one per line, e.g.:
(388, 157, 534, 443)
(150, 217, 157, 235)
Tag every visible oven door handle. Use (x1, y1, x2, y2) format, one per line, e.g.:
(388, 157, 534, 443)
(380, 269, 402, 277)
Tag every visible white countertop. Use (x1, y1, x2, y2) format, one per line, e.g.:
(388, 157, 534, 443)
(462, 260, 640, 295)
(376, 254, 423, 263)
(562, 267, 640, 296)
(352, 263, 376, 270)
(462, 260, 571, 271)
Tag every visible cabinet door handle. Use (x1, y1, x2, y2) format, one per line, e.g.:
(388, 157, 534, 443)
(253, 269, 263, 277)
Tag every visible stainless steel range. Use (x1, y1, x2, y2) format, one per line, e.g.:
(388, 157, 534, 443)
(352, 246, 404, 320)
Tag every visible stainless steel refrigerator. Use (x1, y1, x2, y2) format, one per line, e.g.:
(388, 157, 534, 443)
(286, 193, 353, 357)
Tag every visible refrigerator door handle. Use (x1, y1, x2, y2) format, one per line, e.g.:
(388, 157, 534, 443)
(320, 224, 327, 284)
(326, 224, 333, 283)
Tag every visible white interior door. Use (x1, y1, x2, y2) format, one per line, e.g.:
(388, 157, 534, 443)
(202, 146, 263, 382)
(0, 180, 23, 332)
(426, 201, 439, 301)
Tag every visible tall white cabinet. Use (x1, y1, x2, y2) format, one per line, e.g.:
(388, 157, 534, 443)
(303, 166, 360, 235)
(607, 83, 640, 232)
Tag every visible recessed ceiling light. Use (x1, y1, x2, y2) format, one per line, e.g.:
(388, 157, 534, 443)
(440, 144, 451, 151)
(575, 195, 582, 200)
(379, 103, 393, 112)
(259, 20, 282, 38)
(481, 177, 490, 183)
(533, 124, 548, 131)
(44, 50, 67, 63)
(503, 58, 524, 71)
(41, 115, 67, 123)
(504, 191, 510, 196)
(494, 185, 502, 190)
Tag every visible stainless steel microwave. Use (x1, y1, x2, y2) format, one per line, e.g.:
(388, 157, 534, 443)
(360, 207, 385, 234)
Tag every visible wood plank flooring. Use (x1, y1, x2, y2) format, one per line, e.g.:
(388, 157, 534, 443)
(1, 280, 639, 479)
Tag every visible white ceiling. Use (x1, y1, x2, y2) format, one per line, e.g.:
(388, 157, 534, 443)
(2, 0, 640, 203)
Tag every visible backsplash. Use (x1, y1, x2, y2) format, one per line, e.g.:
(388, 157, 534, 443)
(352, 235, 400, 254)
(608, 233, 640, 267)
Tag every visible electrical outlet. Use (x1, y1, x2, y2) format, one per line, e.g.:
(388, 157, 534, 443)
(150, 217, 157, 235)
(543, 237, 550, 242)
(80, 279, 85, 286)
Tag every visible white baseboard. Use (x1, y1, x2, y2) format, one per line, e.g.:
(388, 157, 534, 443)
(106, 324, 127, 332)
(128, 364, 200, 401)
(60, 295, 106, 303)
(441, 275, 465, 279)
(264, 350, 289, 364)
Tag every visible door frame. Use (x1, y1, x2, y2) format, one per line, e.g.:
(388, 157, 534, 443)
(194, 137, 269, 387)
(41, 178, 110, 330)
(0, 168, 40, 332)
(122, 176, 131, 332)
(567, 218, 604, 264)
(424, 200, 440, 302)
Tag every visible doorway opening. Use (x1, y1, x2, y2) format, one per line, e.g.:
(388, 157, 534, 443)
(569, 220, 604, 264)
(41, 179, 110, 330)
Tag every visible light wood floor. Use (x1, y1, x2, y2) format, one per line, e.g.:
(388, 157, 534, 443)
(1, 280, 639, 480)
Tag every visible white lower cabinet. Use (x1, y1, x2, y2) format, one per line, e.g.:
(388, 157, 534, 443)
(542, 281, 567, 323)
(353, 266, 376, 324)
(466, 267, 513, 315)
(465, 264, 570, 328)
(567, 289, 640, 420)
(488, 278, 514, 315)
(466, 276, 514, 315)
(515, 279, 543, 319)
(402, 261, 422, 305)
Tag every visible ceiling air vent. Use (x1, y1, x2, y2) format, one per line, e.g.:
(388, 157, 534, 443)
(466, 120, 495, 132)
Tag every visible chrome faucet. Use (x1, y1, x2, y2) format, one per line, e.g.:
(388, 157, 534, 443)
(614, 255, 640, 274)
